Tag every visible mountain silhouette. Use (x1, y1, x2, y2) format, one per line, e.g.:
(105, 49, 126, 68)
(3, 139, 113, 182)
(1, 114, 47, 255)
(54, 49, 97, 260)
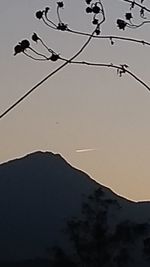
(0, 151, 150, 264)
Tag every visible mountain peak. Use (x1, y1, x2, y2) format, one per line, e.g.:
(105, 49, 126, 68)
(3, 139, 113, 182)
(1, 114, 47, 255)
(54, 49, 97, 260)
(25, 150, 61, 158)
(24, 150, 65, 163)
(0, 151, 150, 263)
(1, 151, 67, 169)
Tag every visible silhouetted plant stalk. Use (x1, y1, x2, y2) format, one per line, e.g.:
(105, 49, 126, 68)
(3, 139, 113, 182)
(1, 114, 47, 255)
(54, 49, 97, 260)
(32, 0, 150, 45)
(0, 27, 96, 119)
(70, 61, 150, 92)
(17, 31, 150, 93)
(116, 0, 150, 30)
(120, 0, 150, 14)
(1, 0, 150, 119)
(67, 29, 150, 46)
(23, 47, 150, 92)
(12, 0, 150, 56)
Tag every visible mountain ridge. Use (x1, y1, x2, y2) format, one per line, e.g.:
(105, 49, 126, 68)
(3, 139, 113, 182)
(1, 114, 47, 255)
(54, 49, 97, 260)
(0, 151, 134, 203)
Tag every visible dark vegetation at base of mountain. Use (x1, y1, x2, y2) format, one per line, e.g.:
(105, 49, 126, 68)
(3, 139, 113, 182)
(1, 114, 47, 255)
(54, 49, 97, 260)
(49, 188, 150, 267)
(1, 188, 150, 267)
(0, 259, 51, 267)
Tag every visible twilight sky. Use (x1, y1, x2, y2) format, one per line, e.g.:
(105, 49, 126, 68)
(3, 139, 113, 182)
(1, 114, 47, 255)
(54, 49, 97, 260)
(1, 0, 150, 201)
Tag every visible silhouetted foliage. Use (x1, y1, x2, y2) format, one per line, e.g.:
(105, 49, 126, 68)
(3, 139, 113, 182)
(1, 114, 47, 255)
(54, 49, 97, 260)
(143, 236, 150, 262)
(49, 187, 150, 266)
(49, 247, 77, 267)
(0, 259, 51, 267)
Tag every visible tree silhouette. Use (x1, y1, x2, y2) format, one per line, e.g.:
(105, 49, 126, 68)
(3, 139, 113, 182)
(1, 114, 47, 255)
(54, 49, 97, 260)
(1, 0, 150, 118)
(49, 188, 150, 266)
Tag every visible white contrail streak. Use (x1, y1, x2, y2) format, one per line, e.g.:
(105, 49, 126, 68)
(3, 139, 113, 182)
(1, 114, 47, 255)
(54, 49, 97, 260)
(76, 148, 97, 153)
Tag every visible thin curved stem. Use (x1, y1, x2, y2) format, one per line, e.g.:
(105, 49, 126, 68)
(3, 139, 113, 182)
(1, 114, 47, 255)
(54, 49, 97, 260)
(58, 56, 150, 92)
(42, 17, 56, 30)
(29, 47, 48, 59)
(23, 52, 49, 61)
(127, 20, 150, 29)
(69, 60, 150, 92)
(57, 6, 62, 24)
(39, 9, 150, 47)
(44, 13, 57, 28)
(39, 38, 55, 54)
(99, 0, 106, 27)
(120, 0, 150, 13)
(41, 25, 150, 47)
(67, 28, 150, 45)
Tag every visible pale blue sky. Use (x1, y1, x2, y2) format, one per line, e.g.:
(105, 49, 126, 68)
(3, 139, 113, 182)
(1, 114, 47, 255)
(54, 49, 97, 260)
(1, 0, 150, 201)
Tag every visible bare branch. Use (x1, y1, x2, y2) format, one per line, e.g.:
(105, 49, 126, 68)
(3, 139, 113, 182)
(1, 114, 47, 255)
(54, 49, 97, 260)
(0, 29, 96, 119)
(120, 0, 150, 13)
(68, 60, 150, 92)
(67, 28, 150, 46)
(39, 18, 150, 47)
(2, 0, 150, 120)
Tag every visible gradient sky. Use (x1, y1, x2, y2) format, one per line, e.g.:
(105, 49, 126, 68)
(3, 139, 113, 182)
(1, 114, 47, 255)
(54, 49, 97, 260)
(1, 0, 150, 201)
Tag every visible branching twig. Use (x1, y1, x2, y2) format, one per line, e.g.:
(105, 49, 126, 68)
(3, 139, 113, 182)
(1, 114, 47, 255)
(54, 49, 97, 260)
(38, 38, 55, 54)
(67, 60, 150, 92)
(44, 8, 57, 28)
(39, 20, 150, 47)
(28, 47, 48, 59)
(1, 0, 150, 120)
(23, 51, 49, 61)
(67, 28, 150, 46)
(0, 29, 96, 119)
(120, 0, 150, 13)
(21, 50, 150, 93)
(34, 1, 150, 47)
(42, 17, 56, 30)
(127, 20, 150, 28)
